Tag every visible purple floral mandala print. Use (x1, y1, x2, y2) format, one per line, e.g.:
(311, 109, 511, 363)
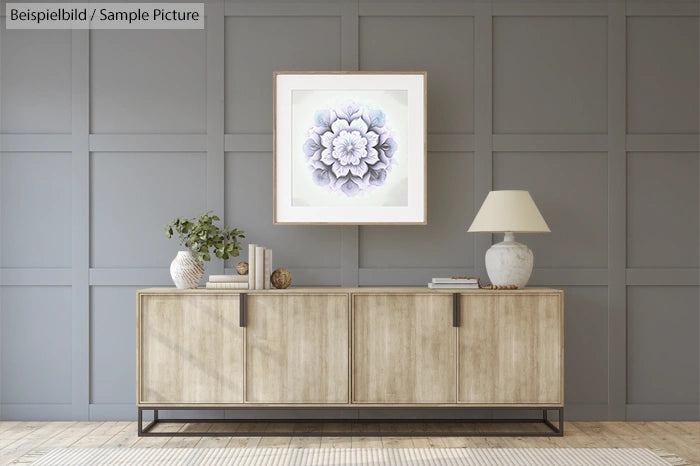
(302, 101, 397, 196)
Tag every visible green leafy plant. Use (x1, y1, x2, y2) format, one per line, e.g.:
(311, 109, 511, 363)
(165, 211, 245, 262)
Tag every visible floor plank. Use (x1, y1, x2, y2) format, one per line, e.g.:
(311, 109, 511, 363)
(71, 422, 128, 448)
(1, 420, 698, 465)
(163, 424, 202, 448)
(100, 422, 140, 448)
(319, 423, 352, 448)
(0, 422, 75, 465)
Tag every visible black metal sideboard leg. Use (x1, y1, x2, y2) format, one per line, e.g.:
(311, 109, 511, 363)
(542, 407, 564, 436)
(138, 407, 159, 437)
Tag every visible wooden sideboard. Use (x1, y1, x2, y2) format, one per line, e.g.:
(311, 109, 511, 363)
(136, 287, 564, 436)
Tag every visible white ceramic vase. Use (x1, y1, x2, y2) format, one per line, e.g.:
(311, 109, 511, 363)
(170, 250, 205, 289)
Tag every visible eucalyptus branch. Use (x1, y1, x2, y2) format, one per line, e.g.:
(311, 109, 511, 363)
(165, 211, 245, 262)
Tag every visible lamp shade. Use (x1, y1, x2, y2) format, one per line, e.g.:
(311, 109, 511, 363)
(468, 190, 550, 233)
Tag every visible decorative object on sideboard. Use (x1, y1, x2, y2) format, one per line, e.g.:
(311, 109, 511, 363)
(236, 261, 248, 275)
(270, 268, 292, 289)
(246, 244, 274, 290)
(481, 283, 518, 290)
(273, 71, 427, 225)
(169, 251, 205, 290)
(205, 274, 248, 289)
(427, 276, 479, 289)
(468, 190, 550, 289)
(264, 249, 272, 289)
(165, 211, 245, 289)
(427, 275, 519, 290)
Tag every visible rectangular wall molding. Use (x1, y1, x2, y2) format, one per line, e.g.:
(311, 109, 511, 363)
(70, 27, 91, 421)
(89, 134, 206, 152)
(606, 0, 628, 422)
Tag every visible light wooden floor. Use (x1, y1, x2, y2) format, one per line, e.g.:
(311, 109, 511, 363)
(0, 421, 697, 465)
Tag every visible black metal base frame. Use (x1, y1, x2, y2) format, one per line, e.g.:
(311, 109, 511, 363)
(137, 407, 563, 437)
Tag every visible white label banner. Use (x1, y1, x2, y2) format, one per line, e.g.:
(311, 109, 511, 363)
(6, 3, 204, 29)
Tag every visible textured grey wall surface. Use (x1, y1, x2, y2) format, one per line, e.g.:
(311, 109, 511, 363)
(0, 0, 698, 422)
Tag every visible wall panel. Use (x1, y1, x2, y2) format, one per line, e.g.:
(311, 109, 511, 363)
(627, 16, 699, 134)
(627, 286, 699, 405)
(1, 152, 72, 268)
(0, 26, 72, 134)
(0, 286, 72, 404)
(627, 152, 699, 268)
(493, 16, 608, 134)
(559, 286, 609, 408)
(359, 16, 474, 134)
(90, 30, 206, 134)
(90, 286, 138, 405)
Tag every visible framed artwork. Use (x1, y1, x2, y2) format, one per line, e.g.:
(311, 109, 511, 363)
(273, 71, 427, 225)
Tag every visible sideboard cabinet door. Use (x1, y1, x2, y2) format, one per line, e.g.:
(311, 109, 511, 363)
(245, 294, 349, 403)
(138, 294, 244, 404)
(352, 294, 456, 403)
(458, 293, 563, 404)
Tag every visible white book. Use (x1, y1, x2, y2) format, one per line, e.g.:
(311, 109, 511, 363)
(248, 244, 256, 290)
(264, 249, 272, 289)
(209, 274, 248, 283)
(206, 282, 249, 289)
(432, 277, 478, 284)
(255, 246, 265, 290)
(428, 282, 480, 289)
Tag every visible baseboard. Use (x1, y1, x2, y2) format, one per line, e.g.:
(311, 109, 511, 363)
(0, 403, 73, 420)
(89, 404, 228, 421)
(626, 403, 700, 421)
(88, 403, 138, 421)
(9, 402, 695, 422)
(564, 404, 609, 421)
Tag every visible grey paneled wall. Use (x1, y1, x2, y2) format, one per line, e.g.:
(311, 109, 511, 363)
(0, 0, 698, 422)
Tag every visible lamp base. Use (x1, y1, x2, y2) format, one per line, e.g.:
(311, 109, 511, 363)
(484, 232, 534, 289)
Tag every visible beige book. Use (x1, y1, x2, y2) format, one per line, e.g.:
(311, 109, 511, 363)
(255, 246, 265, 290)
(248, 244, 256, 290)
(205, 282, 249, 289)
(264, 249, 272, 289)
(209, 275, 248, 283)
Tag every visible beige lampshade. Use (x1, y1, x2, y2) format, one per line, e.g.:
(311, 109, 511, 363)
(468, 190, 550, 233)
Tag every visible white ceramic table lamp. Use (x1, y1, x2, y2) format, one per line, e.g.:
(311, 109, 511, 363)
(468, 190, 550, 288)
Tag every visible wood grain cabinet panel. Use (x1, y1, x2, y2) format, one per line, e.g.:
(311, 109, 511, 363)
(245, 294, 349, 403)
(352, 294, 456, 403)
(137, 288, 563, 409)
(138, 294, 244, 404)
(458, 293, 563, 404)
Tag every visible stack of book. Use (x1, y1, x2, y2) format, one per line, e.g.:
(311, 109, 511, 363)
(205, 274, 249, 289)
(427, 277, 479, 289)
(247, 243, 273, 290)
(204, 244, 274, 290)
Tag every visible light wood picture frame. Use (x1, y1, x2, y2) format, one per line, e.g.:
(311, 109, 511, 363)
(273, 71, 427, 225)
